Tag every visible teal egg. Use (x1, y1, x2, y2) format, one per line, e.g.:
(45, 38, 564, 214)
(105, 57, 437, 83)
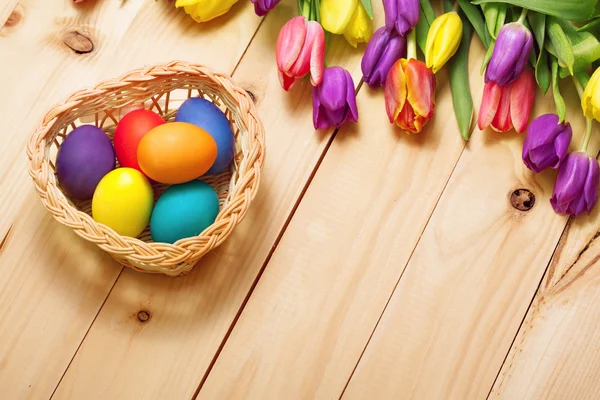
(150, 180, 220, 244)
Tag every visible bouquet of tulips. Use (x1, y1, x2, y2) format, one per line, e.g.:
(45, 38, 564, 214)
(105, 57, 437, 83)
(249, 0, 600, 218)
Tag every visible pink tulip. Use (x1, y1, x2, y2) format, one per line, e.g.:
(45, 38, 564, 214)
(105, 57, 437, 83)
(276, 16, 325, 91)
(478, 68, 535, 133)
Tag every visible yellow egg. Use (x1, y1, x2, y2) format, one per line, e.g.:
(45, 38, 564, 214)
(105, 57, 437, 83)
(92, 168, 154, 237)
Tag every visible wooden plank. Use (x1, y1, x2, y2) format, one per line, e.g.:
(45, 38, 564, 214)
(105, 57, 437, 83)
(490, 202, 600, 398)
(342, 90, 600, 398)
(197, 22, 474, 400)
(0, 1, 261, 398)
(51, 3, 370, 399)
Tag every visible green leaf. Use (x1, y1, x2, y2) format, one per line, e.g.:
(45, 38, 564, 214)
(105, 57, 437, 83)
(421, 0, 436, 25)
(415, 7, 431, 54)
(546, 17, 575, 75)
(473, 0, 598, 22)
(536, 50, 551, 94)
(360, 0, 373, 19)
(528, 12, 546, 53)
(443, 0, 453, 13)
(578, 18, 600, 37)
(449, 14, 475, 141)
(482, 3, 507, 39)
(552, 57, 567, 122)
(457, 0, 490, 48)
(481, 39, 495, 74)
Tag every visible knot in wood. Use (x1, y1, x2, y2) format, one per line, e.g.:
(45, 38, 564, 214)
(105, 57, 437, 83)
(510, 189, 535, 211)
(137, 310, 151, 323)
(62, 30, 94, 54)
(4, 8, 22, 28)
(245, 90, 256, 103)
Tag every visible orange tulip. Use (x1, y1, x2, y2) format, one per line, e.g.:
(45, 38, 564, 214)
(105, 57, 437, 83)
(384, 58, 436, 134)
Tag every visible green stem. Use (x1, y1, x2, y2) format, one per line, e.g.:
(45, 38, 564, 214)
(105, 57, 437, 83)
(407, 29, 417, 60)
(301, 0, 310, 19)
(573, 76, 585, 99)
(581, 118, 593, 152)
(518, 8, 528, 24)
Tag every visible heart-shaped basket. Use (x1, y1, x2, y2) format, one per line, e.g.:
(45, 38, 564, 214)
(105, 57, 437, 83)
(27, 61, 265, 276)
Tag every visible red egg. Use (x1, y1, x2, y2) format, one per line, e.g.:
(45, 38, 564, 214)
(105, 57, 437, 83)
(114, 109, 165, 174)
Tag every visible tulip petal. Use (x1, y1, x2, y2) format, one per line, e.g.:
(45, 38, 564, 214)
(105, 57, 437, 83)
(278, 70, 297, 91)
(491, 83, 512, 132)
(362, 27, 389, 80)
(345, 70, 359, 123)
(510, 69, 535, 133)
(385, 59, 408, 123)
(405, 59, 435, 119)
(320, 0, 358, 34)
(276, 16, 306, 73)
(362, 28, 406, 87)
(553, 126, 572, 168)
(426, 12, 462, 74)
(585, 157, 600, 214)
(383, 0, 398, 32)
(478, 82, 502, 130)
(485, 22, 533, 86)
(309, 22, 326, 86)
(343, 2, 373, 48)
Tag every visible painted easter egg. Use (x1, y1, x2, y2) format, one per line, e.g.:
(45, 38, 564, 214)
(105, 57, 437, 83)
(113, 109, 165, 174)
(175, 97, 235, 174)
(150, 180, 220, 244)
(92, 168, 154, 237)
(56, 125, 115, 200)
(137, 122, 217, 184)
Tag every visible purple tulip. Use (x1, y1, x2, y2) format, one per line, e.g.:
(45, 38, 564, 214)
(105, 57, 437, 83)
(383, 0, 420, 36)
(361, 27, 407, 87)
(251, 0, 280, 16)
(522, 114, 572, 173)
(313, 66, 358, 130)
(485, 22, 533, 87)
(551, 152, 600, 216)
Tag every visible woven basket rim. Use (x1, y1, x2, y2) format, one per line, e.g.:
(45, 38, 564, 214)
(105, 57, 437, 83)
(26, 60, 266, 276)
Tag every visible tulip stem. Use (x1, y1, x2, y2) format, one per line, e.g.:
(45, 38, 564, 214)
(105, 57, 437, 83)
(407, 29, 417, 60)
(581, 118, 593, 152)
(573, 76, 585, 99)
(453, 1, 459, 12)
(517, 8, 528, 24)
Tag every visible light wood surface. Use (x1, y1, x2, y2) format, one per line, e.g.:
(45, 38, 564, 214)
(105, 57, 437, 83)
(2, 1, 600, 399)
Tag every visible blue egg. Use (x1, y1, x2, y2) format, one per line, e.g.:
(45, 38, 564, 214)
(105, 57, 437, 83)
(175, 97, 235, 175)
(150, 180, 220, 244)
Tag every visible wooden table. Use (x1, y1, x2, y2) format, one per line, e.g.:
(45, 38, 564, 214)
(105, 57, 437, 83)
(2, 1, 600, 399)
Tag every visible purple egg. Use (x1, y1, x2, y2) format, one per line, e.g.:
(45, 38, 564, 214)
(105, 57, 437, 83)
(56, 125, 116, 200)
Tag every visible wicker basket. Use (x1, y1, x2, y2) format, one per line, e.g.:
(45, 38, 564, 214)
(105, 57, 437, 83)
(26, 61, 265, 276)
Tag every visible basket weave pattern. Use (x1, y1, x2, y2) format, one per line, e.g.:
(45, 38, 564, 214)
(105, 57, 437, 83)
(26, 61, 265, 276)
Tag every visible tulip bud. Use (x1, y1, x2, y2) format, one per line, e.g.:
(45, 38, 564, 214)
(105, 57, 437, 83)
(485, 22, 533, 87)
(251, 0, 280, 16)
(276, 16, 326, 91)
(313, 67, 358, 130)
(320, 0, 358, 34)
(174, 0, 238, 23)
(343, 2, 374, 48)
(551, 152, 600, 216)
(478, 68, 535, 133)
(522, 114, 572, 173)
(425, 12, 463, 74)
(383, 0, 420, 36)
(361, 27, 407, 87)
(385, 58, 436, 134)
(582, 67, 600, 122)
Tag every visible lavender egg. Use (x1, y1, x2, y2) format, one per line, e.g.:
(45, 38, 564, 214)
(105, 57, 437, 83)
(56, 125, 116, 200)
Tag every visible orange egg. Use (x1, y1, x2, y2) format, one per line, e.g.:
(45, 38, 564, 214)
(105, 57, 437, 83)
(137, 122, 217, 184)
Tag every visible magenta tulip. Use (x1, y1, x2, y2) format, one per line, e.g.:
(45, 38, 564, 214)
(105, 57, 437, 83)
(251, 0, 280, 16)
(522, 114, 572, 173)
(485, 22, 533, 87)
(551, 152, 600, 216)
(383, 0, 420, 36)
(361, 26, 407, 87)
(313, 66, 358, 130)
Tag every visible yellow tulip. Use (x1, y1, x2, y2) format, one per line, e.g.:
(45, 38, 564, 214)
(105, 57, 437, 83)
(175, 0, 238, 23)
(425, 11, 463, 74)
(343, 2, 373, 48)
(583, 67, 600, 121)
(320, 0, 358, 34)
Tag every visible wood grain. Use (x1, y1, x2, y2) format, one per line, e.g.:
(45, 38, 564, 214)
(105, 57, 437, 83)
(197, 27, 475, 400)
(51, 3, 369, 399)
(342, 87, 600, 399)
(0, 1, 260, 399)
(490, 161, 600, 399)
